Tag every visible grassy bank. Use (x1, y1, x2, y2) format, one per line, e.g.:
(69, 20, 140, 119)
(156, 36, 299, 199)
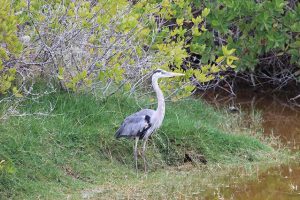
(0, 92, 289, 199)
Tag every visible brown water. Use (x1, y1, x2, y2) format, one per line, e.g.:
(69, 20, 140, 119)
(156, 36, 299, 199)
(201, 89, 300, 199)
(224, 164, 300, 199)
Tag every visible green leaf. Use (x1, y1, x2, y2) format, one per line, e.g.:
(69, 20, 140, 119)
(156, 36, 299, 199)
(222, 46, 236, 56)
(201, 8, 210, 17)
(176, 18, 184, 26)
(210, 65, 220, 73)
(291, 22, 300, 32)
(12, 87, 23, 98)
(58, 66, 64, 75)
(216, 56, 225, 63)
(192, 16, 203, 25)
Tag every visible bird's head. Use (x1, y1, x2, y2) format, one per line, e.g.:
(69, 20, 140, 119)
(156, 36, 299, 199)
(152, 69, 185, 79)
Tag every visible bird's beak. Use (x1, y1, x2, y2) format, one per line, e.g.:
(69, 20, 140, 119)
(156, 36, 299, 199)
(168, 72, 185, 77)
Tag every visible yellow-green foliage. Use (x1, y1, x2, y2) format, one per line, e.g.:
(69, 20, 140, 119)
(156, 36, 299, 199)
(5, 0, 239, 98)
(133, 0, 238, 98)
(0, 0, 22, 95)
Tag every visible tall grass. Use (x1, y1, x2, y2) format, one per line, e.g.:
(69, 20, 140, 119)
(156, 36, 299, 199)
(0, 92, 288, 199)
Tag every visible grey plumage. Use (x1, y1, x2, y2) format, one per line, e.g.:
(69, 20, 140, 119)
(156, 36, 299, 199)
(114, 69, 185, 172)
(115, 109, 154, 139)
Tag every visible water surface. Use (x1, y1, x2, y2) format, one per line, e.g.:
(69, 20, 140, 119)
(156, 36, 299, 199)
(201, 89, 300, 199)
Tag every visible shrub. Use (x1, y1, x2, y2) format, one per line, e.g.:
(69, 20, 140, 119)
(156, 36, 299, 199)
(0, 0, 239, 99)
(193, 0, 300, 87)
(0, 0, 22, 95)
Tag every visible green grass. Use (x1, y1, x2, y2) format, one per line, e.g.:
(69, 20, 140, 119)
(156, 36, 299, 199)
(0, 92, 289, 199)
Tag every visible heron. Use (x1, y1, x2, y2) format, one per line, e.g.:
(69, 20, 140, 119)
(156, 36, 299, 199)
(115, 69, 185, 172)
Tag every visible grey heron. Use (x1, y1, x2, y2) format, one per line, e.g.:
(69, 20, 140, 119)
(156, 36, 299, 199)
(115, 69, 185, 172)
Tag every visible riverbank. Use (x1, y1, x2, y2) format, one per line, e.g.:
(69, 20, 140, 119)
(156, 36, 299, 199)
(0, 92, 293, 199)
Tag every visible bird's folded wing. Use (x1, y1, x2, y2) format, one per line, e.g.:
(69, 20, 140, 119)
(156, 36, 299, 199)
(115, 114, 151, 138)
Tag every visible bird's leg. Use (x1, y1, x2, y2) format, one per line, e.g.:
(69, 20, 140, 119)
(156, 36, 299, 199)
(134, 137, 139, 174)
(142, 138, 148, 173)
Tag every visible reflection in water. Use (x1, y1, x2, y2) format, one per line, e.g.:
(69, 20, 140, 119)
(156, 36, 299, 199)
(201, 90, 300, 149)
(200, 89, 300, 199)
(216, 164, 300, 200)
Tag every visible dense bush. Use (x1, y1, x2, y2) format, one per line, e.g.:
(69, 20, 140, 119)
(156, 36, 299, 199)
(143, 0, 300, 89)
(0, 0, 22, 96)
(1, 0, 298, 98)
(193, 0, 300, 87)
(0, 0, 238, 99)
(131, 0, 300, 89)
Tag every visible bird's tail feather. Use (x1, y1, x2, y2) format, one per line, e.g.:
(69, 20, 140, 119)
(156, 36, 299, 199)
(115, 127, 123, 139)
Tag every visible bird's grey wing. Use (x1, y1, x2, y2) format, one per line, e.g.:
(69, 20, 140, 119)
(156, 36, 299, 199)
(115, 109, 155, 139)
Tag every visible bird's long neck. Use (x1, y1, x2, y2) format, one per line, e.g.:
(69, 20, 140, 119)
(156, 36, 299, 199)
(152, 76, 165, 119)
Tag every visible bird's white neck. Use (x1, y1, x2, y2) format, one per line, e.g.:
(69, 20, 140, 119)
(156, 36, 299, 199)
(152, 76, 165, 121)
